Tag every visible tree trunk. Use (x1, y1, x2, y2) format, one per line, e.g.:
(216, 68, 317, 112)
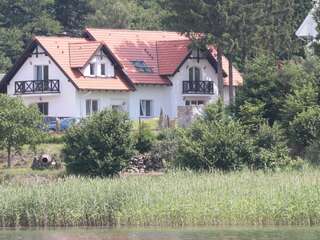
(7, 146, 11, 168)
(217, 46, 224, 102)
(228, 58, 234, 104)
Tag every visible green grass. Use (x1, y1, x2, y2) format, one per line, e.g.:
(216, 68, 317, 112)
(0, 144, 63, 168)
(132, 118, 159, 131)
(1, 169, 320, 227)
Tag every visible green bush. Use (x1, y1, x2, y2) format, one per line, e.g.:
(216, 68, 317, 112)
(150, 128, 179, 168)
(287, 107, 320, 156)
(177, 116, 254, 171)
(133, 121, 156, 153)
(177, 102, 293, 171)
(63, 110, 134, 177)
(252, 123, 292, 169)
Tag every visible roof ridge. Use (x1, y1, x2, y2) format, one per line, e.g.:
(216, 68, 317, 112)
(69, 41, 102, 45)
(34, 36, 84, 40)
(85, 27, 181, 34)
(156, 39, 191, 43)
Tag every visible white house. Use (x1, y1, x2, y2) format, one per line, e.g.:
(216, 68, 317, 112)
(0, 28, 243, 120)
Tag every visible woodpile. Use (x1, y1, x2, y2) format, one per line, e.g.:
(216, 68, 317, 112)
(125, 153, 164, 173)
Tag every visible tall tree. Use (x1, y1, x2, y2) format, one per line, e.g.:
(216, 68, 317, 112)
(53, 0, 94, 33)
(0, 0, 61, 72)
(0, 95, 43, 168)
(162, 0, 240, 100)
(87, 0, 167, 30)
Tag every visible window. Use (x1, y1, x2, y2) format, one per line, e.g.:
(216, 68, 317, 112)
(37, 102, 48, 115)
(100, 63, 106, 76)
(34, 65, 49, 80)
(86, 99, 99, 116)
(131, 60, 153, 73)
(140, 100, 153, 117)
(90, 63, 96, 76)
(185, 100, 205, 106)
(189, 67, 201, 81)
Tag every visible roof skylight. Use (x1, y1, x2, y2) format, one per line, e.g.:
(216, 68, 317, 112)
(131, 60, 153, 73)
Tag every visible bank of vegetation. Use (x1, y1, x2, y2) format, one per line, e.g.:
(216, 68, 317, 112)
(1, 170, 320, 227)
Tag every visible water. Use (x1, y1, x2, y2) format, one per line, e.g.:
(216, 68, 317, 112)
(1, 227, 320, 240)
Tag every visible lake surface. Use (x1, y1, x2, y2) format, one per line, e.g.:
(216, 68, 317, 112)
(1, 227, 320, 240)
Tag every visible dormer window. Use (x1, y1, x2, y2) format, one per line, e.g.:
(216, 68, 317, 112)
(100, 64, 106, 76)
(131, 60, 153, 73)
(90, 63, 96, 76)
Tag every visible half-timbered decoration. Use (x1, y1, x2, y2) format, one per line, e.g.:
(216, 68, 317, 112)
(0, 28, 242, 119)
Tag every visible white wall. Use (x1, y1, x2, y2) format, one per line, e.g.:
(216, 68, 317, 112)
(168, 57, 220, 117)
(128, 85, 172, 120)
(82, 51, 114, 77)
(76, 90, 129, 118)
(7, 45, 77, 117)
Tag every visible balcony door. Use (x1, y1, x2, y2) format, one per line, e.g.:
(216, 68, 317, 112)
(35, 65, 49, 80)
(189, 67, 201, 92)
(35, 65, 49, 91)
(189, 67, 201, 82)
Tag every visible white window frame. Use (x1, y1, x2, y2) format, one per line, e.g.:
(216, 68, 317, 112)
(86, 99, 99, 116)
(140, 100, 153, 117)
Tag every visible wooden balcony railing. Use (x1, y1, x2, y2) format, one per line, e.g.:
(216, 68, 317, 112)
(182, 81, 214, 94)
(15, 79, 60, 95)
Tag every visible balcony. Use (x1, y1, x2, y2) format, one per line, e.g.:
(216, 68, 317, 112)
(15, 79, 60, 95)
(182, 81, 214, 95)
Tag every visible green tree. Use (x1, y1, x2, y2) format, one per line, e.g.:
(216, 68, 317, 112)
(177, 102, 254, 171)
(0, 0, 61, 70)
(252, 123, 291, 169)
(87, 0, 167, 30)
(63, 110, 134, 177)
(0, 95, 43, 168)
(287, 107, 320, 155)
(53, 0, 94, 33)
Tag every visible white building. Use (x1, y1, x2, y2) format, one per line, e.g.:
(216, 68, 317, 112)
(0, 28, 242, 120)
(296, 2, 318, 41)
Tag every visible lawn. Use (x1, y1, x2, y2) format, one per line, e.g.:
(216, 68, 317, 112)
(0, 143, 64, 184)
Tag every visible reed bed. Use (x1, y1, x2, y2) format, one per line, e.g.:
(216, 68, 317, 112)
(1, 170, 320, 227)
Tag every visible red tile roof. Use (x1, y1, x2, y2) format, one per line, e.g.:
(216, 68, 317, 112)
(157, 40, 191, 75)
(85, 28, 188, 85)
(69, 41, 102, 68)
(3, 29, 242, 92)
(35, 36, 132, 91)
(85, 28, 243, 86)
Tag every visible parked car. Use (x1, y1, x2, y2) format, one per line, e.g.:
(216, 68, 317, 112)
(43, 116, 58, 131)
(60, 117, 81, 131)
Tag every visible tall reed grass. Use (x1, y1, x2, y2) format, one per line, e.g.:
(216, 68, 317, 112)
(1, 170, 320, 227)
